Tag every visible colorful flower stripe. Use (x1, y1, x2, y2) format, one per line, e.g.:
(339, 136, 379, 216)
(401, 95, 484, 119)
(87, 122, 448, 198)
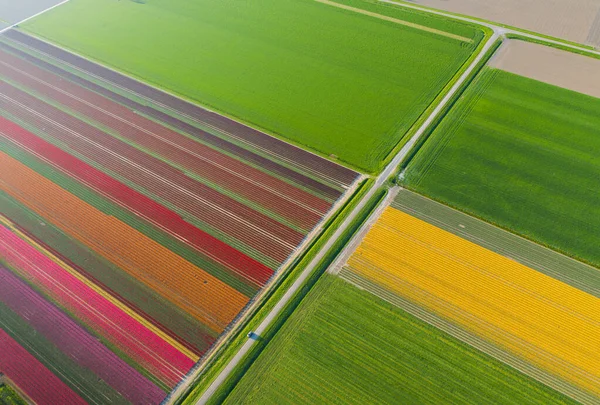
(0, 113, 273, 288)
(0, 329, 86, 405)
(0, 80, 300, 264)
(0, 292, 128, 405)
(0, 151, 249, 332)
(0, 223, 195, 387)
(0, 190, 216, 356)
(347, 208, 600, 396)
(0, 265, 166, 404)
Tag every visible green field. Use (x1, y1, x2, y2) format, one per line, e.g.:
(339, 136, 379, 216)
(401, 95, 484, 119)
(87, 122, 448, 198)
(405, 68, 600, 268)
(24, 0, 483, 172)
(223, 275, 575, 404)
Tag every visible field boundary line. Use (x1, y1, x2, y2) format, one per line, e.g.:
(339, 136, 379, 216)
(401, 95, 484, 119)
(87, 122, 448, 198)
(0, 58, 326, 218)
(393, 189, 600, 293)
(315, 0, 473, 43)
(380, 0, 600, 57)
(0, 0, 70, 35)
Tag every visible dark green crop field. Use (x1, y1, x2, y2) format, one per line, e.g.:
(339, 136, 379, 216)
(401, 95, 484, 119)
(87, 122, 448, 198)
(223, 275, 575, 404)
(406, 68, 600, 268)
(24, 0, 483, 172)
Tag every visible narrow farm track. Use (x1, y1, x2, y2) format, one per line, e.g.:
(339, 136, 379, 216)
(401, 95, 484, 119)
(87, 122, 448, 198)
(1, 1, 596, 403)
(0, 82, 302, 264)
(0, 30, 359, 195)
(0, 21, 363, 402)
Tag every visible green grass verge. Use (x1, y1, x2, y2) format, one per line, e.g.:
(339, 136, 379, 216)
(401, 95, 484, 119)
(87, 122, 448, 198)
(223, 275, 578, 404)
(0, 382, 28, 405)
(24, 0, 483, 173)
(405, 67, 600, 269)
(177, 178, 383, 404)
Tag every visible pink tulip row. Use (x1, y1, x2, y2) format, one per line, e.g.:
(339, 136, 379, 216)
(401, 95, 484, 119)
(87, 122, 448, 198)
(0, 224, 195, 387)
(0, 265, 166, 404)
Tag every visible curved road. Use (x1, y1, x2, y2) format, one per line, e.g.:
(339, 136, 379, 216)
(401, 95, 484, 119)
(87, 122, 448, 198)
(192, 1, 600, 403)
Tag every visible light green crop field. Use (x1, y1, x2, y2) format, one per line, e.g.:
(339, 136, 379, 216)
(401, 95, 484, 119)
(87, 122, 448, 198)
(223, 275, 576, 404)
(24, 0, 483, 172)
(406, 68, 600, 268)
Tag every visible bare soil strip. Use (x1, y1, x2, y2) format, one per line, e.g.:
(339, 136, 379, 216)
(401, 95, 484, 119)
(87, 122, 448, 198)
(315, 0, 473, 42)
(409, 0, 600, 46)
(489, 40, 600, 98)
(392, 189, 600, 298)
(338, 269, 599, 405)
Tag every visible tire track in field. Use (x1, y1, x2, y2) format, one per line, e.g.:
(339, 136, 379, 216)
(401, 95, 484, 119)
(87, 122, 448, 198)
(315, 0, 473, 42)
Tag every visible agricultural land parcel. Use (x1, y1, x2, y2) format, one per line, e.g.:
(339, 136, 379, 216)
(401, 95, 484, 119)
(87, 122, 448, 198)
(490, 40, 600, 99)
(405, 67, 600, 269)
(223, 275, 577, 405)
(340, 191, 600, 403)
(0, 28, 358, 403)
(408, 0, 600, 47)
(24, 0, 484, 172)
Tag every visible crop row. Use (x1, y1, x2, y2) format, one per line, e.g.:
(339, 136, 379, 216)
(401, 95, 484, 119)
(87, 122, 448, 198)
(0, 186, 219, 356)
(0, 82, 300, 264)
(0, 115, 272, 288)
(0, 264, 165, 403)
(346, 207, 600, 397)
(0, 223, 194, 387)
(0, 152, 248, 332)
(0, 48, 329, 228)
(0, 328, 87, 404)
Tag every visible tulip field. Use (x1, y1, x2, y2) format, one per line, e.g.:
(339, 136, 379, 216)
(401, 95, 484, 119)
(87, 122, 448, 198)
(0, 30, 358, 404)
(340, 191, 600, 404)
